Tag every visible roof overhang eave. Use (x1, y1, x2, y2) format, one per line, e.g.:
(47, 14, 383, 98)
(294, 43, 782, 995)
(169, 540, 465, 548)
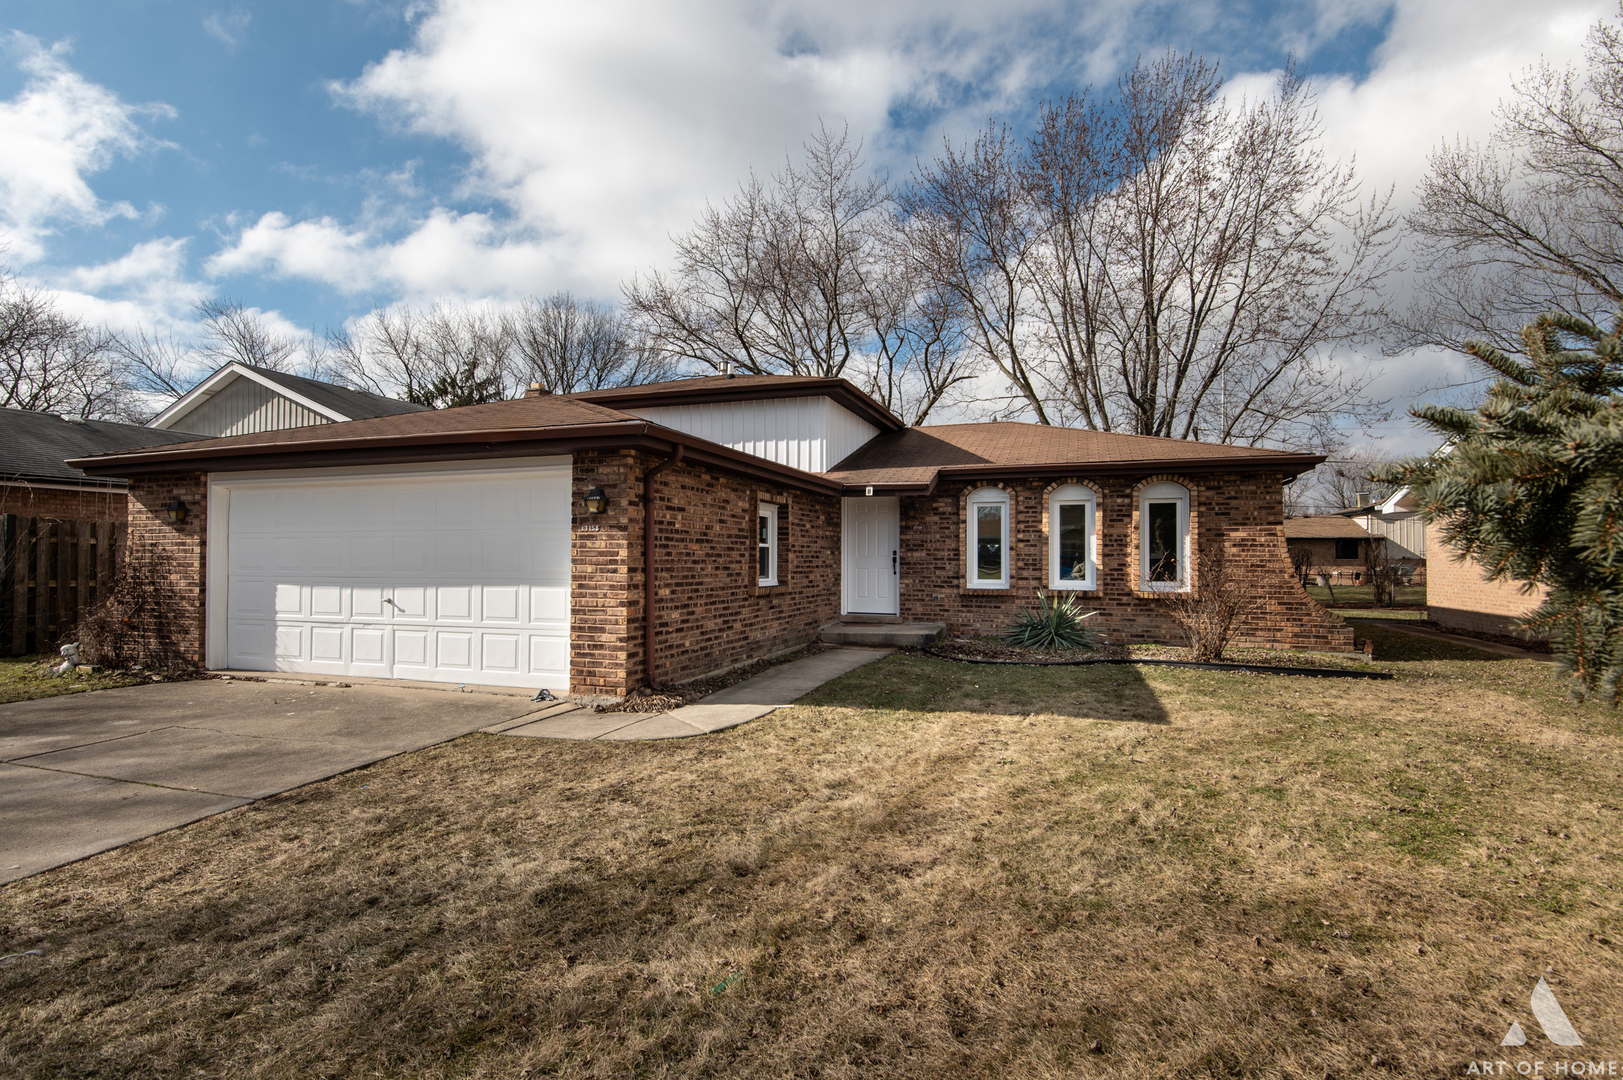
(831, 452, 1327, 494)
(69, 420, 847, 496)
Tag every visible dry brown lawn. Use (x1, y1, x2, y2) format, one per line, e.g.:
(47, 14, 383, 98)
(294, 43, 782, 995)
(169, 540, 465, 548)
(1, 635, 1620, 1078)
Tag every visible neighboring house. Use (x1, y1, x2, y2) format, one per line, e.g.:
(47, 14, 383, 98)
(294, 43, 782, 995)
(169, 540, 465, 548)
(1373, 483, 1543, 637)
(72, 374, 1353, 697)
(149, 362, 429, 437)
(0, 410, 209, 654)
(0, 408, 208, 522)
(1336, 488, 1427, 584)
(1283, 515, 1378, 585)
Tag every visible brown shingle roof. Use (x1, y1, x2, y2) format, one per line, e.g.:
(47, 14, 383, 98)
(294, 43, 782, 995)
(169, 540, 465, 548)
(73, 395, 636, 464)
(70, 391, 1323, 493)
(1282, 515, 1373, 539)
(827, 422, 1320, 488)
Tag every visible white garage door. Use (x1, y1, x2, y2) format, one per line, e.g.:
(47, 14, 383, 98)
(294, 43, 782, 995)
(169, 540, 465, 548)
(210, 459, 571, 690)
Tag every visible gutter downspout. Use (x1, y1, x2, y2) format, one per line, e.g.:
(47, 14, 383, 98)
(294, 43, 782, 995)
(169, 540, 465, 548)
(643, 446, 683, 689)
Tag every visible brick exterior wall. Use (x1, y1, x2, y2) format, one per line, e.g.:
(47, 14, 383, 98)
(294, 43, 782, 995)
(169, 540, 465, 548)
(116, 454, 1349, 688)
(123, 473, 208, 667)
(1286, 537, 1369, 584)
(626, 451, 841, 689)
(0, 483, 126, 522)
(897, 472, 1354, 652)
(567, 450, 842, 693)
(570, 450, 635, 697)
(1426, 527, 1548, 637)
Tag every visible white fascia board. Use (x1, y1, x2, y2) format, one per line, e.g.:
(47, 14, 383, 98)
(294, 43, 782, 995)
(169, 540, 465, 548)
(148, 362, 352, 429)
(1377, 486, 1418, 514)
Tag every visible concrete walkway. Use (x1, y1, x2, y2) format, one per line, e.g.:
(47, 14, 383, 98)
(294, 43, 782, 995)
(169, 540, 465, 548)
(497, 646, 892, 741)
(1356, 617, 1553, 661)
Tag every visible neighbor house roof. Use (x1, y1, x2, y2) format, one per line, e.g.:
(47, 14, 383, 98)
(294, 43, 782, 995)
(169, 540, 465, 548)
(148, 361, 430, 431)
(1283, 515, 1373, 539)
(0, 409, 210, 489)
(72, 379, 1326, 494)
(826, 422, 1323, 491)
(572, 374, 905, 431)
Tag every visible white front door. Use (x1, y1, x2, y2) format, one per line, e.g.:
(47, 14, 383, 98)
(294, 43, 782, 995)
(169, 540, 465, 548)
(209, 459, 572, 690)
(844, 496, 899, 615)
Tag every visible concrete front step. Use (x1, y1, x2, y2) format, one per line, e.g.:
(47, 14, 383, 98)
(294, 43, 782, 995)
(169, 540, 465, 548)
(818, 621, 946, 647)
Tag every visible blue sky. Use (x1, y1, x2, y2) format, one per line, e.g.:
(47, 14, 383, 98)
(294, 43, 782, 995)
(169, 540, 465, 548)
(0, 0, 1613, 447)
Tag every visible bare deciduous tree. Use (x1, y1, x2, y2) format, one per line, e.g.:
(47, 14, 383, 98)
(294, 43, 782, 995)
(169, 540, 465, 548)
(510, 292, 676, 393)
(1308, 445, 1403, 512)
(0, 274, 135, 420)
(334, 303, 516, 408)
(194, 298, 301, 371)
(1404, 13, 1623, 353)
(628, 125, 979, 425)
(899, 125, 1052, 422)
(908, 52, 1397, 447)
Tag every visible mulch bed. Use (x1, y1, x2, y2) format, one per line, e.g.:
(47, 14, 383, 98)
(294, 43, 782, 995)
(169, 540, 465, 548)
(924, 637, 1384, 673)
(924, 639, 1130, 664)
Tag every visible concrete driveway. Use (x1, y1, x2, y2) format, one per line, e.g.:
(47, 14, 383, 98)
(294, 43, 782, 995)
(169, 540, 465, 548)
(0, 679, 550, 884)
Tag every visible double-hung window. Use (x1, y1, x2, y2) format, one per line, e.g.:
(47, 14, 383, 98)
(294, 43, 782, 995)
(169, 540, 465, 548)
(1139, 482, 1190, 591)
(966, 487, 1010, 588)
(1048, 484, 1097, 590)
(757, 503, 779, 586)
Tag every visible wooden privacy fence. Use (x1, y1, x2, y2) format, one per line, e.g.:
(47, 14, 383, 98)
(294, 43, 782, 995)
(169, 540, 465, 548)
(0, 515, 123, 656)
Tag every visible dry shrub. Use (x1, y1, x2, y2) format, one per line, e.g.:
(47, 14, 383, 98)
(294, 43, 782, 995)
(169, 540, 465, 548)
(1161, 547, 1257, 662)
(76, 550, 196, 671)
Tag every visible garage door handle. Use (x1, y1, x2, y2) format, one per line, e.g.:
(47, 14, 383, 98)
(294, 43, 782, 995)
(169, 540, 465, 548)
(383, 597, 400, 609)
(892, 550, 897, 574)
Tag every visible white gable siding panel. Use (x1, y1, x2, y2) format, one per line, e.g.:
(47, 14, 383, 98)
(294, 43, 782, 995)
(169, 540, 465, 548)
(826, 399, 881, 469)
(629, 396, 878, 472)
(171, 377, 332, 437)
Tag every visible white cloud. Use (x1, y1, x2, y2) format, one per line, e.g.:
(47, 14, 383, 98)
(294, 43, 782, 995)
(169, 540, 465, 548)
(204, 208, 563, 299)
(202, 0, 1130, 300)
(60, 237, 211, 325)
(192, 0, 1615, 450)
(203, 9, 253, 50)
(209, 0, 1608, 312)
(0, 34, 174, 262)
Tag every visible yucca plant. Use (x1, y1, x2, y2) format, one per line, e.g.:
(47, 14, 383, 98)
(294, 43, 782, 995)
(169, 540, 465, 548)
(1002, 592, 1102, 651)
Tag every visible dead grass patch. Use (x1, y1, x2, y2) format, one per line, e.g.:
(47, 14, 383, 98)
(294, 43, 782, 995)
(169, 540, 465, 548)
(0, 655, 145, 704)
(1, 650, 1619, 1078)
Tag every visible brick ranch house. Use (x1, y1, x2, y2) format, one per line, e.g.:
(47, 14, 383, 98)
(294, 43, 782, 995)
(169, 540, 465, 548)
(1283, 514, 1378, 586)
(71, 375, 1353, 698)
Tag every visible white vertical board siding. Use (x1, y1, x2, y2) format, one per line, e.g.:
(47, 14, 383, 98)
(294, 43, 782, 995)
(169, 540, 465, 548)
(211, 459, 571, 690)
(630, 396, 878, 472)
(173, 378, 331, 436)
(825, 399, 881, 469)
(1359, 512, 1428, 560)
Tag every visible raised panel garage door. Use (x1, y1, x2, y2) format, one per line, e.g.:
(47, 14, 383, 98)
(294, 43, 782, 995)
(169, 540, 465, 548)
(212, 459, 571, 690)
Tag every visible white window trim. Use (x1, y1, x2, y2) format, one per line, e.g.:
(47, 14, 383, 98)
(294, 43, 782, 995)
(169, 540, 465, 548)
(966, 487, 1011, 589)
(1139, 482, 1190, 593)
(1048, 484, 1098, 590)
(757, 502, 779, 586)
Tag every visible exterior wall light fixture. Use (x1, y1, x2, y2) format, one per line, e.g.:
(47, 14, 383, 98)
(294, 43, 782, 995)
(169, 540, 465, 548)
(583, 487, 609, 515)
(165, 498, 188, 525)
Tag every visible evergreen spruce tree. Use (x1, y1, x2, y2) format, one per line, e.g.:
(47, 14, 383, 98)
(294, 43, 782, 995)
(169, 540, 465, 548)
(1388, 312, 1623, 701)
